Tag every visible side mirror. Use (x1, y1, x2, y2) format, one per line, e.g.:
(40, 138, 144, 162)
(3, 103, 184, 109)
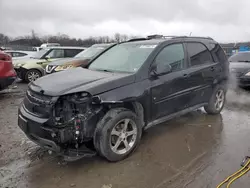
(45, 55, 50, 60)
(151, 63, 172, 76)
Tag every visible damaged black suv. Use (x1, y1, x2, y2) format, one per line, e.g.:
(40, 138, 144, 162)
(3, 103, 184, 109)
(18, 35, 229, 162)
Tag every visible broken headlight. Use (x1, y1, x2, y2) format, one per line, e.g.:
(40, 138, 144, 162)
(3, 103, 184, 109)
(53, 92, 91, 126)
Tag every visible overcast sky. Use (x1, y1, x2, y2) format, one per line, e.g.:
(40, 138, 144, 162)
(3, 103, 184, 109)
(1, 0, 250, 42)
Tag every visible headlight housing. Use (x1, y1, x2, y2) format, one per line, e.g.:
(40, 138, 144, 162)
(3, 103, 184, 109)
(55, 64, 74, 71)
(14, 63, 24, 68)
(245, 72, 250, 76)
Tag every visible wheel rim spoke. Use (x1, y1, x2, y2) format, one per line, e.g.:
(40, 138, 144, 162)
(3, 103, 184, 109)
(126, 129, 137, 137)
(112, 139, 122, 151)
(123, 119, 130, 131)
(123, 139, 130, 151)
(111, 129, 121, 136)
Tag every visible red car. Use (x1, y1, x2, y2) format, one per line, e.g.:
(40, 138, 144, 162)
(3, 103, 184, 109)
(0, 50, 17, 90)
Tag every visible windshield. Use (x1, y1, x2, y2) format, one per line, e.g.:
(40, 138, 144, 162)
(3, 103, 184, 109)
(88, 43, 156, 73)
(75, 46, 106, 58)
(32, 48, 49, 59)
(229, 53, 250, 62)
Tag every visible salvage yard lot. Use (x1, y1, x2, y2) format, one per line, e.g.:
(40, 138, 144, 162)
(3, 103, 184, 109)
(1, 83, 250, 188)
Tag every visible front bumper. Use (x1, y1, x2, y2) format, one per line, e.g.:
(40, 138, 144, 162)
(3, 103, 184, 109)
(0, 76, 16, 90)
(18, 104, 96, 158)
(18, 105, 61, 152)
(14, 67, 26, 79)
(238, 77, 250, 87)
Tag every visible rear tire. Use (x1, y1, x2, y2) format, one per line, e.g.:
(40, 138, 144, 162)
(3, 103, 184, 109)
(204, 85, 226, 114)
(94, 108, 142, 162)
(24, 69, 42, 83)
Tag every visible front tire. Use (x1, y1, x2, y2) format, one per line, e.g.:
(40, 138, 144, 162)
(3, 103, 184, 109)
(94, 108, 142, 162)
(24, 69, 42, 83)
(204, 85, 226, 114)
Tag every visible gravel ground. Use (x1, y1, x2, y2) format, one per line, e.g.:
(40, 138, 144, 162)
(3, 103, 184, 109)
(1, 82, 250, 188)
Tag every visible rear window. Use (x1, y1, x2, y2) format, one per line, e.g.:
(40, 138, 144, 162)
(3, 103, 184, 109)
(64, 49, 83, 57)
(210, 43, 228, 63)
(228, 52, 250, 62)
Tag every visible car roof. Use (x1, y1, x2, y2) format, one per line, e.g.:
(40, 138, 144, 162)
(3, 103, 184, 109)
(44, 46, 87, 50)
(91, 43, 115, 47)
(122, 35, 216, 45)
(5, 50, 34, 53)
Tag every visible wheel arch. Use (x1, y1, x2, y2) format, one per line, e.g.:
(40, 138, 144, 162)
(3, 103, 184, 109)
(98, 100, 146, 128)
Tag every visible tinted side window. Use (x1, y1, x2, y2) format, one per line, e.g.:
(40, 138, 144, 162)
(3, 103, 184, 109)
(64, 49, 83, 57)
(210, 43, 228, 63)
(13, 52, 27, 57)
(47, 49, 64, 58)
(155, 43, 185, 72)
(187, 43, 213, 66)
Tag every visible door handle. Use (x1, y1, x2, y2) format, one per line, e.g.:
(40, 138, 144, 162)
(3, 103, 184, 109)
(210, 67, 215, 71)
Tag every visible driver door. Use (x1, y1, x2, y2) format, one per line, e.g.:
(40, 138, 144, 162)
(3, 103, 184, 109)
(42, 49, 65, 68)
(150, 43, 192, 120)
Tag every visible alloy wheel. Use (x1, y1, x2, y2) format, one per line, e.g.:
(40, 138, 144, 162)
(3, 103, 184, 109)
(215, 89, 225, 111)
(27, 71, 41, 82)
(110, 118, 137, 155)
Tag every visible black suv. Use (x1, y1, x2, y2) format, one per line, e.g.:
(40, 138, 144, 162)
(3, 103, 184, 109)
(18, 35, 229, 162)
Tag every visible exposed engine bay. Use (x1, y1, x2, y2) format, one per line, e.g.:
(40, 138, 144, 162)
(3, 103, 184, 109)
(51, 92, 103, 148)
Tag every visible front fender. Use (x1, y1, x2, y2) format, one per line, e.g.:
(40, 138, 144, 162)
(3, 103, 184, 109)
(96, 80, 150, 102)
(21, 62, 45, 75)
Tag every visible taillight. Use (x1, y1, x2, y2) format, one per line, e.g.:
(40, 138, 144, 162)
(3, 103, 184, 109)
(0, 52, 12, 61)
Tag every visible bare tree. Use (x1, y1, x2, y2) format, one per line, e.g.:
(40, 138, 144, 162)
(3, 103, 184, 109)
(120, 34, 128, 42)
(114, 33, 121, 42)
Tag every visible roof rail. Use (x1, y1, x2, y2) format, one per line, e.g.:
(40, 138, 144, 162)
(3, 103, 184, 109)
(124, 35, 214, 43)
(175, 36, 214, 40)
(127, 38, 148, 42)
(146, 35, 213, 40)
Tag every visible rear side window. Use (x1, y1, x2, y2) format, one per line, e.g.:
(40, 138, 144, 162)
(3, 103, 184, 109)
(210, 43, 228, 63)
(186, 43, 213, 66)
(13, 52, 27, 57)
(64, 49, 83, 57)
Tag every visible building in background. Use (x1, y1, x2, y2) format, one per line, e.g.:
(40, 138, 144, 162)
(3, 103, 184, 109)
(220, 42, 250, 57)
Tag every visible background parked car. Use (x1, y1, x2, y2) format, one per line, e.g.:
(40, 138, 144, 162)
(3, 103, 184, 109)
(5, 50, 35, 60)
(13, 46, 86, 83)
(229, 51, 250, 87)
(0, 51, 16, 90)
(45, 43, 115, 74)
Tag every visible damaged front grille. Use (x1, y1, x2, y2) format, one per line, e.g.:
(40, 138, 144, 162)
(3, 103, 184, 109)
(53, 92, 102, 141)
(53, 93, 90, 126)
(23, 89, 55, 118)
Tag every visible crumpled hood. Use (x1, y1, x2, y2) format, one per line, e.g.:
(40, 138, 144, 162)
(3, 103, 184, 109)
(29, 68, 135, 96)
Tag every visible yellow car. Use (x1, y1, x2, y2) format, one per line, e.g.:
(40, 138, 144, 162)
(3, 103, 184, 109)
(13, 46, 85, 82)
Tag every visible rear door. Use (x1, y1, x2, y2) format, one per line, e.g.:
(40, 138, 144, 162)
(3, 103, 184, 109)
(184, 42, 217, 106)
(150, 43, 193, 120)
